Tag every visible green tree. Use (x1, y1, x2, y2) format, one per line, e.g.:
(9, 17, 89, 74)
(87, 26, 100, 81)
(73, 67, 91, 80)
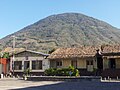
(2, 52, 10, 59)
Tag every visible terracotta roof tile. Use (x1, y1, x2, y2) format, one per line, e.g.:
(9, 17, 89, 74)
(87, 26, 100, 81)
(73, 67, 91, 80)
(101, 45, 120, 53)
(48, 46, 98, 59)
(48, 45, 120, 59)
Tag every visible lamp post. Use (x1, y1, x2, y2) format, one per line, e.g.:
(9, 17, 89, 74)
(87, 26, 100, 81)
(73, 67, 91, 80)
(12, 36, 16, 75)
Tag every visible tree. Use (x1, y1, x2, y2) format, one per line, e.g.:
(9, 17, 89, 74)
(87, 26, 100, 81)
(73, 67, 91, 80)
(1, 52, 10, 59)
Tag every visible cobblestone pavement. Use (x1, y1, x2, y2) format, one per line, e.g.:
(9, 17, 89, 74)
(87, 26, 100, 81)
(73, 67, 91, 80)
(1, 78, 120, 90)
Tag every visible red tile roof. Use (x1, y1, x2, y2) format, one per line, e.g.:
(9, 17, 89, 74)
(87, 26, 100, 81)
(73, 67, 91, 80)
(48, 45, 120, 59)
(101, 45, 120, 53)
(48, 46, 98, 59)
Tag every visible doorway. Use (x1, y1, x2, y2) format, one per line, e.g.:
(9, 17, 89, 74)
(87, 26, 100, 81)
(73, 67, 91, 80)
(97, 57, 103, 70)
(109, 58, 116, 69)
(24, 61, 30, 70)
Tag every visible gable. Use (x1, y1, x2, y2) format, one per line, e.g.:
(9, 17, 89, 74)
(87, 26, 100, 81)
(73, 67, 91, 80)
(15, 51, 42, 57)
(11, 50, 49, 58)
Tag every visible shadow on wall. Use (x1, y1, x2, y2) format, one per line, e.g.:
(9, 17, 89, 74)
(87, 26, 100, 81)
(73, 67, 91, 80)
(10, 81, 120, 90)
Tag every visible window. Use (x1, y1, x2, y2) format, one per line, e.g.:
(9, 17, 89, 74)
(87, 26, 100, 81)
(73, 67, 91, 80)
(14, 61, 22, 70)
(56, 61, 62, 67)
(24, 61, 30, 70)
(86, 60, 93, 72)
(32, 60, 42, 70)
(71, 60, 77, 68)
(86, 60, 93, 65)
(109, 58, 116, 69)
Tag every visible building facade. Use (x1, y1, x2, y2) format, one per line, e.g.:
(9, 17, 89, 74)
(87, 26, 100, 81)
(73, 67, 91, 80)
(98, 45, 120, 77)
(10, 50, 49, 76)
(48, 45, 120, 77)
(48, 47, 97, 76)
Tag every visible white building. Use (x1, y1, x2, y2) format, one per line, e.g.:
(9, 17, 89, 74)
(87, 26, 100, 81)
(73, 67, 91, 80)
(10, 50, 49, 76)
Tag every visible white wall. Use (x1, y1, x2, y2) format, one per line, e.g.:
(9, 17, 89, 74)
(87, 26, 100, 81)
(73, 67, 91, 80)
(10, 56, 50, 72)
(42, 59, 49, 70)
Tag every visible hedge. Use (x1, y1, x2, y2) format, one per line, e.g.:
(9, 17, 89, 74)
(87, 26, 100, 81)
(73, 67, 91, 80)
(44, 66, 79, 76)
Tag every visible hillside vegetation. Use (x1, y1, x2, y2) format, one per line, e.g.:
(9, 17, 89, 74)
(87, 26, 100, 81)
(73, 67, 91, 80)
(0, 13, 120, 53)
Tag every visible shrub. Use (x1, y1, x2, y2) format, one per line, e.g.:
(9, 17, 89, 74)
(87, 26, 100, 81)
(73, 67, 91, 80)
(44, 66, 80, 76)
(44, 68, 56, 76)
(24, 68, 31, 76)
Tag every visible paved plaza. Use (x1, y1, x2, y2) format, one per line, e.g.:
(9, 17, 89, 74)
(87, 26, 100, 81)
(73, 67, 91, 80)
(0, 78, 61, 90)
(0, 78, 120, 90)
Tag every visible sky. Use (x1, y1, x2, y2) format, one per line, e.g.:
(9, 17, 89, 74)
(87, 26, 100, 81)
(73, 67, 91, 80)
(0, 0, 120, 39)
